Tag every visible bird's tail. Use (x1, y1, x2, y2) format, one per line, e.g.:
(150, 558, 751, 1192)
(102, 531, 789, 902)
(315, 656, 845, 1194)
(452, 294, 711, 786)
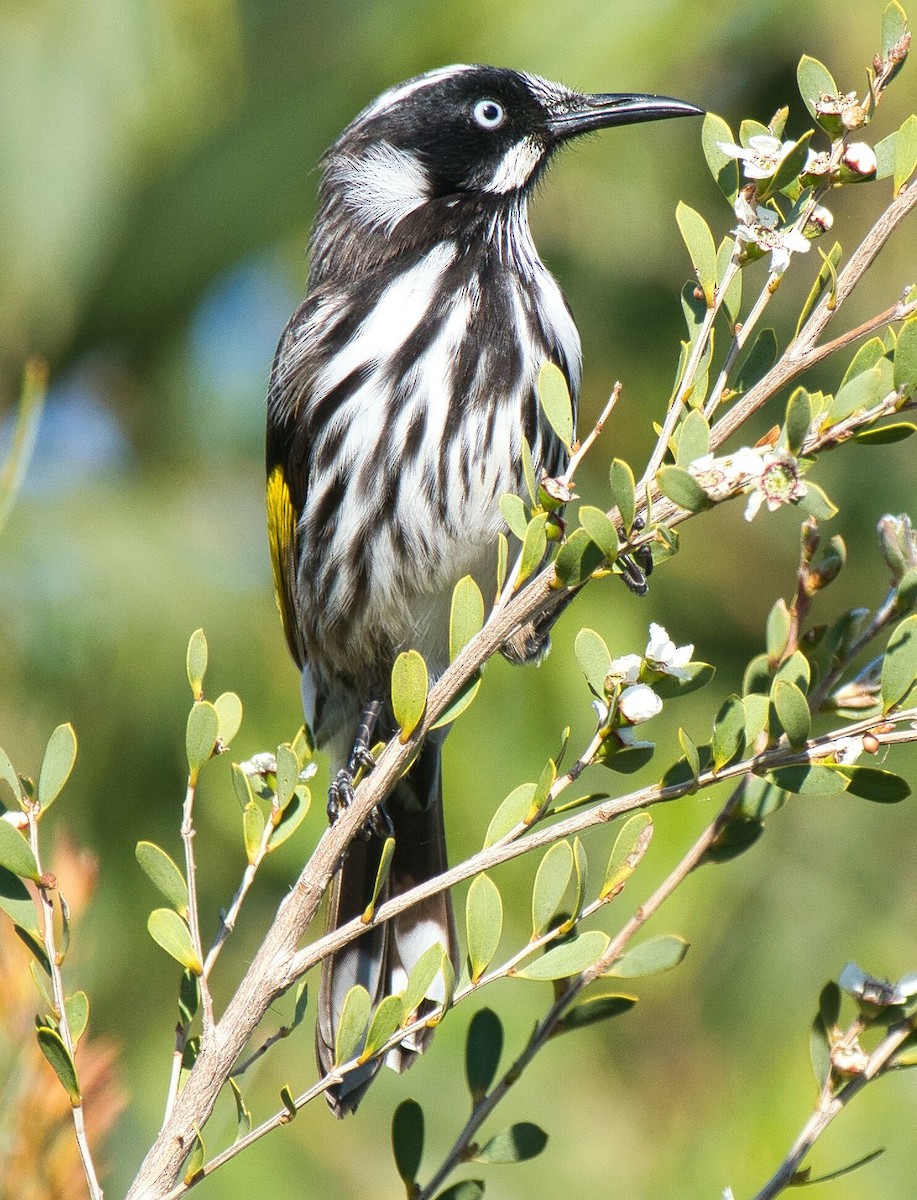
(316, 737, 458, 1116)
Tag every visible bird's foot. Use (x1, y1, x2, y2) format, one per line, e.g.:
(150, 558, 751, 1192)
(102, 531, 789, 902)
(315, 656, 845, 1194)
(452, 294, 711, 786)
(618, 517, 653, 597)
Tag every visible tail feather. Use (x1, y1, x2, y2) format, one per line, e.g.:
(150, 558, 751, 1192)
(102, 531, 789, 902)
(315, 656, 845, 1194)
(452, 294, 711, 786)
(316, 739, 457, 1115)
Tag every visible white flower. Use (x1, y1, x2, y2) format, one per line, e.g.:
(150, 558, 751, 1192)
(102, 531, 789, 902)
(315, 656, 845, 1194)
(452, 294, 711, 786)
(841, 142, 877, 178)
(689, 446, 766, 501)
(743, 453, 808, 521)
(732, 194, 810, 275)
(240, 752, 278, 776)
(606, 653, 642, 685)
(808, 204, 834, 234)
(618, 683, 663, 724)
(803, 149, 832, 177)
(2, 809, 28, 831)
(718, 134, 796, 180)
(644, 623, 694, 680)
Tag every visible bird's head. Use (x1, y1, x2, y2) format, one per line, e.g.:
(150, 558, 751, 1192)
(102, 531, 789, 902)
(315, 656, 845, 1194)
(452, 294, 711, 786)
(317, 64, 702, 238)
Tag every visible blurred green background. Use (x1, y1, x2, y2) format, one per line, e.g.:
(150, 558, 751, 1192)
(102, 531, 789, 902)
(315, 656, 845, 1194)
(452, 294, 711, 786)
(2, 0, 917, 1196)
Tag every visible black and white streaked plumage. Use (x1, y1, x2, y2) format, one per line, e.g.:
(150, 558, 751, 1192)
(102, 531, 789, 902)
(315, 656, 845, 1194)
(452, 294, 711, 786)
(266, 64, 701, 1114)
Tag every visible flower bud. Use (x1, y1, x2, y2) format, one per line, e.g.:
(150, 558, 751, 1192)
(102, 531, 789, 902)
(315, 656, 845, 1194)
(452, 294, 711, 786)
(838, 142, 877, 182)
(878, 513, 917, 582)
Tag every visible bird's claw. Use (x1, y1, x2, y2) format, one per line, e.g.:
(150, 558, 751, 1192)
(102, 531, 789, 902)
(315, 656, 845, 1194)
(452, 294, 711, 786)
(326, 768, 392, 841)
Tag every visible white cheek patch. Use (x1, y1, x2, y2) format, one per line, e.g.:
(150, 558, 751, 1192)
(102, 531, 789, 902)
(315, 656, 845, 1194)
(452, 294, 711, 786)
(484, 136, 544, 193)
(334, 142, 431, 232)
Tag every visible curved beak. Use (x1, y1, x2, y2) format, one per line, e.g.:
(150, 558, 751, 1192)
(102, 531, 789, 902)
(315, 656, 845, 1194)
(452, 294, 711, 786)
(549, 93, 704, 140)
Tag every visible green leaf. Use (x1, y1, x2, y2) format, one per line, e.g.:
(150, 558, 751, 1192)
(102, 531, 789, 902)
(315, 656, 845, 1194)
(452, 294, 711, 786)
(772, 681, 811, 749)
(495, 531, 508, 598)
(473, 1122, 548, 1165)
(676, 202, 717, 306)
(894, 114, 917, 195)
(876, 130, 899, 180)
(434, 1183, 484, 1200)
(853, 422, 917, 445)
(430, 675, 482, 731)
(656, 465, 712, 512)
(758, 131, 814, 201)
(894, 319, 917, 397)
(537, 362, 574, 450)
(484, 783, 536, 847)
(570, 837, 588, 927)
(796, 242, 842, 337)
(179, 969, 200, 1025)
(553, 527, 605, 588)
(556, 993, 637, 1034)
(213, 692, 243, 746)
(837, 766, 910, 803)
(0, 746, 23, 808)
(797, 482, 838, 522)
(881, 614, 917, 711)
(466, 874, 503, 982)
(135, 841, 189, 916)
(737, 328, 778, 393)
(37, 1025, 81, 1104)
(37, 724, 77, 812)
(602, 812, 653, 899)
(279, 1085, 297, 1120)
(766, 598, 791, 661)
(607, 935, 690, 979)
(521, 436, 538, 505)
(517, 513, 548, 585)
(401, 942, 448, 1020)
(292, 979, 309, 1027)
(65, 991, 89, 1047)
(515, 929, 610, 980)
(243, 801, 266, 864)
(531, 841, 574, 939)
(840, 337, 887, 389)
(229, 1078, 252, 1141)
(574, 627, 611, 696)
(609, 458, 636, 534)
(829, 363, 890, 423)
(678, 728, 701, 782)
(450, 576, 485, 661)
(0, 819, 40, 881)
(361, 994, 405, 1061)
(392, 1099, 425, 1190)
(183, 1127, 205, 1184)
(362, 836, 395, 921)
(773, 650, 809, 692)
(703, 814, 764, 863)
(701, 112, 741, 201)
(717, 236, 742, 330)
(0, 865, 40, 934)
(766, 765, 849, 795)
(274, 743, 300, 809)
(147, 908, 202, 974)
(466, 1007, 503, 1104)
(186, 628, 208, 698)
(186, 702, 219, 778)
(883, 0, 908, 56)
(578, 506, 619, 561)
(392, 650, 428, 741)
(230, 762, 254, 809)
(334, 984, 372, 1064)
(675, 409, 710, 465)
(499, 492, 529, 540)
(797, 54, 839, 127)
(651, 662, 715, 700)
(711, 695, 746, 771)
(269, 787, 311, 850)
(784, 387, 812, 454)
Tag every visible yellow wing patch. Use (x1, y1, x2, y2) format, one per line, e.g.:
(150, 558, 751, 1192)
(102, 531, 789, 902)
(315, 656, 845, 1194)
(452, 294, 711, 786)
(266, 465, 303, 667)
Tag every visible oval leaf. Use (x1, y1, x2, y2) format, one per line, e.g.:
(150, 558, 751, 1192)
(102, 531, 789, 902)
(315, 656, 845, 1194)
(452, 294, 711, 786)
(466, 873, 503, 982)
(135, 841, 189, 915)
(403, 943, 448, 1019)
(656, 465, 712, 512)
(450, 576, 485, 661)
(392, 650, 428, 741)
(609, 458, 637, 534)
(574, 627, 611, 696)
(186, 702, 219, 778)
(186, 628, 208, 697)
(537, 361, 574, 450)
(361, 994, 405, 1060)
(484, 782, 536, 848)
(466, 1006, 503, 1104)
(557, 993, 637, 1034)
(499, 492, 529, 540)
(531, 841, 574, 939)
(0, 865, 40, 934)
(517, 513, 548, 586)
(147, 908, 202, 974)
(392, 1099, 424, 1188)
(607, 934, 690, 978)
(38, 724, 77, 812)
(881, 614, 917, 712)
(578, 506, 619, 560)
(243, 801, 266, 864)
(837, 766, 910, 804)
(602, 812, 653, 899)
(772, 680, 811, 749)
(335, 984, 372, 1065)
(766, 765, 849, 796)
(213, 692, 243, 746)
(65, 990, 89, 1047)
(37, 1026, 81, 1104)
(515, 929, 610, 981)
(473, 1122, 548, 1165)
(0, 819, 40, 881)
(702, 112, 740, 201)
(676, 201, 717, 307)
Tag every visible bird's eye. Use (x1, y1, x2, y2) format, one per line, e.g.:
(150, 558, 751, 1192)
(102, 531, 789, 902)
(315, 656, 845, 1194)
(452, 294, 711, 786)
(472, 99, 505, 129)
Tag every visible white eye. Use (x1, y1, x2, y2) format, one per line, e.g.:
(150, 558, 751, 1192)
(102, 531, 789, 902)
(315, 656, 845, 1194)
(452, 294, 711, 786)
(473, 99, 505, 129)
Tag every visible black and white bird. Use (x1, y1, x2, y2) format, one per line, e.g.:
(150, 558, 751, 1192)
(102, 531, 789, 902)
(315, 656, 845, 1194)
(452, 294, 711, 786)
(266, 64, 701, 1114)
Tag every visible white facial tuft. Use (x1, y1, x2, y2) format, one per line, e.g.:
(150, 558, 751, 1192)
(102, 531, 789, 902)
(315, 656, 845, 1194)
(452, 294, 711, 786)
(332, 142, 431, 232)
(359, 64, 470, 121)
(483, 136, 544, 194)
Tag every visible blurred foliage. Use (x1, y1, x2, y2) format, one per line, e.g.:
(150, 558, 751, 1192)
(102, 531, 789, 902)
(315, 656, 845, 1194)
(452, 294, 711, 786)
(1, 0, 916, 1197)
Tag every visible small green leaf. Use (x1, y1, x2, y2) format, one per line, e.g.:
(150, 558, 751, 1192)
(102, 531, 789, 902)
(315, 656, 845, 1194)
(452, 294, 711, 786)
(392, 650, 428, 741)
(147, 909, 202, 974)
(574, 627, 611, 696)
(499, 492, 529, 540)
(0, 866, 40, 934)
(450, 576, 485, 661)
(678, 729, 701, 782)
(797, 55, 839, 126)
(65, 991, 89, 1047)
(553, 527, 605, 587)
(135, 841, 189, 916)
(737, 328, 778, 393)
(602, 812, 653, 899)
(186, 628, 208, 698)
(569, 836, 588, 928)
(0, 746, 23, 807)
(0, 819, 40, 881)
(430, 675, 482, 731)
(362, 836, 395, 921)
(894, 319, 917, 397)
(179, 969, 200, 1025)
(676, 202, 717, 307)
(213, 692, 243, 746)
(484, 782, 536, 847)
(537, 362, 574, 451)
(829, 363, 889, 423)
(766, 599, 792, 662)
(186, 702, 219, 778)
(796, 242, 842, 337)
(517, 513, 548, 585)
(609, 458, 637, 534)
(37, 1025, 80, 1104)
(784, 387, 812, 454)
(717, 236, 742, 330)
(495, 531, 508, 598)
(531, 841, 574, 939)
(37, 724, 77, 812)
(466, 1007, 503, 1104)
(183, 1127, 205, 1184)
(607, 934, 690, 978)
(335, 984, 371, 1065)
(883, 0, 908, 57)
(279, 1085, 297, 1119)
(797, 482, 838, 522)
(701, 112, 740, 201)
(652, 662, 715, 701)
(466, 874, 503, 982)
(515, 929, 610, 980)
(473, 1122, 548, 1164)
(269, 787, 311, 850)
(402, 943, 448, 1019)
(229, 1078, 252, 1141)
(392, 1098, 425, 1190)
(578, 506, 619, 560)
(766, 765, 849, 795)
(521, 436, 538, 505)
(772, 681, 811, 749)
(361, 994, 405, 1061)
(231, 761, 255, 809)
(675, 409, 710, 465)
(758, 131, 813, 201)
(656, 466, 712, 512)
(274, 743, 300, 809)
(243, 801, 266, 864)
(837, 766, 910, 803)
(853, 422, 917, 445)
(434, 1183, 484, 1200)
(894, 114, 917, 195)
(556, 993, 637, 1034)
(876, 130, 899, 180)
(881, 614, 917, 711)
(711, 695, 746, 771)
(840, 337, 887, 389)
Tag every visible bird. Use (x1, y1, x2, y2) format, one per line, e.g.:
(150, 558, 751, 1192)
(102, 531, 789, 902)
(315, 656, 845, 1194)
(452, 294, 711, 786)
(266, 64, 701, 1114)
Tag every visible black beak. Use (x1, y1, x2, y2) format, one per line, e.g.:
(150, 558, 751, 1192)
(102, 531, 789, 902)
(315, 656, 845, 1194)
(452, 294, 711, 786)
(549, 93, 704, 139)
